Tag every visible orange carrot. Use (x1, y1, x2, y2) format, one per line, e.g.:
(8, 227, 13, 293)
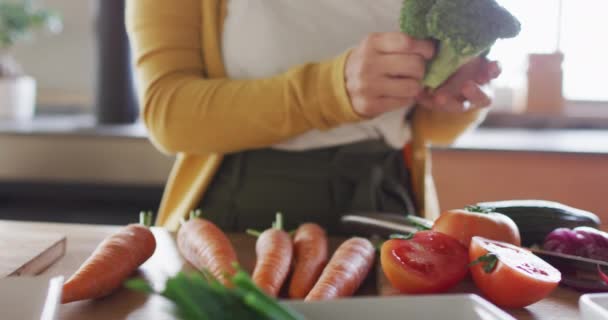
(62, 211, 157, 303)
(288, 223, 328, 299)
(247, 213, 293, 297)
(176, 210, 239, 285)
(305, 237, 375, 301)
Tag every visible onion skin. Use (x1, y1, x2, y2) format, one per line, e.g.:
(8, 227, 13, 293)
(543, 228, 580, 255)
(543, 227, 608, 292)
(543, 227, 608, 261)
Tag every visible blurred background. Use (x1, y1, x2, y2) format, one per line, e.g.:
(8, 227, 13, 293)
(0, 0, 606, 226)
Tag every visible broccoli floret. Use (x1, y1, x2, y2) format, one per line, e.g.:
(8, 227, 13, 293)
(399, 0, 437, 39)
(400, 0, 521, 89)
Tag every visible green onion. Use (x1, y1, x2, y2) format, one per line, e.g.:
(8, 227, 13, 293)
(125, 266, 304, 320)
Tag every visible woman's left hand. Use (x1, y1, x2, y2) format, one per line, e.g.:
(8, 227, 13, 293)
(417, 57, 501, 113)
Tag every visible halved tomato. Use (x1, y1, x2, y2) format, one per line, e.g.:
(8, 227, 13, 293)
(469, 236, 561, 308)
(432, 207, 521, 248)
(381, 231, 469, 294)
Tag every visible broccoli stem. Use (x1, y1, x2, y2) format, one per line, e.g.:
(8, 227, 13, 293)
(423, 42, 476, 90)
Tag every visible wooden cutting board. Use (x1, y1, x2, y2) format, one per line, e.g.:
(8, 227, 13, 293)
(0, 230, 66, 277)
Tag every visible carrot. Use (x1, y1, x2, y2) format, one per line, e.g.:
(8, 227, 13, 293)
(305, 237, 375, 301)
(288, 223, 328, 299)
(247, 213, 293, 297)
(61, 211, 157, 304)
(176, 210, 239, 285)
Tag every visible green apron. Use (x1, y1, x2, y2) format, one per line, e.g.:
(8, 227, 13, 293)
(198, 140, 417, 234)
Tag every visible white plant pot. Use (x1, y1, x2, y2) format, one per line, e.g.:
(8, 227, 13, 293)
(0, 76, 37, 121)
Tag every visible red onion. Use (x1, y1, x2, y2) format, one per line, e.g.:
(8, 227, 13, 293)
(543, 227, 608, 262)
(543, 228, 586, 256)
(544, 227, 608, 291)
(573, 227, 608, 261)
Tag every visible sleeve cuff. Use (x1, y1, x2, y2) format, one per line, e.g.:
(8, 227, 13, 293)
(315, 49, 364, 128)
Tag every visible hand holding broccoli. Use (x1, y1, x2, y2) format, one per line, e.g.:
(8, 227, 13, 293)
(345, 0, 520, 118)
(345, 32, 435, 118)
(400, 0, 521, 89)
(417, 57, 501, 113)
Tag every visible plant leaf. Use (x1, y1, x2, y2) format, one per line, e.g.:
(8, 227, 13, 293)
(465, 205, 495, 214)
(469, 253, 499, 273)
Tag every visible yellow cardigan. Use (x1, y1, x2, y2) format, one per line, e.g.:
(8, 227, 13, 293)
(126, 0, 487, 231)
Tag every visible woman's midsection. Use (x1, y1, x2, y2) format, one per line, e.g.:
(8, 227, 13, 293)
(198, 140, 416, 233)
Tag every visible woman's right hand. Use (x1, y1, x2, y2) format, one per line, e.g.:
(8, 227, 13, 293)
(345, 32, 435, 118)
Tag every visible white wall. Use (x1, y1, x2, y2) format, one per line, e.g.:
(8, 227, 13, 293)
(11, 0, 96, 109)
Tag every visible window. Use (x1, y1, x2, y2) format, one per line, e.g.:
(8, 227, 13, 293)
(11, 0, 95, 112)
(12, 1, 608, 122)
(11, 0, 137, 123)
(491, 0, 608, 102)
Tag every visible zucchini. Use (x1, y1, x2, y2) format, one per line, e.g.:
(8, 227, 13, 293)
(475, 200, 601, 246)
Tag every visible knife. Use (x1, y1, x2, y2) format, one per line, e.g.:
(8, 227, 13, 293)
(529, 248, 608, 291)
(339, 213, 422, 238)
(528, 247, 608, 271)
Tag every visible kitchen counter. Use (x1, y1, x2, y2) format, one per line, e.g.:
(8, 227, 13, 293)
(1, 116, 607, 187)
(1, 115, 607, 155)
(2, 220, 582, 320)
(1, 117, 607, 226)
(0, 115, 147, 139)
(448, 128, 608, 155)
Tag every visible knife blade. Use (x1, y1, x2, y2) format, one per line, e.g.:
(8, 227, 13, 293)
(339, 213, 419, 238)
(528, 247, 608, 271)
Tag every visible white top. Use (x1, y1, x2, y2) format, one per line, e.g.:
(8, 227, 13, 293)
(222, 0, 412, 151)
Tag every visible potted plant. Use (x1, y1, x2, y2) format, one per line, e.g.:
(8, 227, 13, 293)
(0, 0, 61, 121)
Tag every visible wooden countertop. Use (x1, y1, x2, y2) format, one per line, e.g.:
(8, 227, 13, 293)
(2, 220, 583, 320)
(443, 128, 608, 155)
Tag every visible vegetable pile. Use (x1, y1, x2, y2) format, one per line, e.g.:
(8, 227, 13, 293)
(170, 213, 376, 316)
(476, 200, 601, 246)
(381, 204, 563, 308)
(63, 199, 601, 314)
(61, 208, 380, 319)
(400, 0, 521, 89)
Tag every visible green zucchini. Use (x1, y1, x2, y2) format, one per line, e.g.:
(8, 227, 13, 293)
(475, 200, 601, 246)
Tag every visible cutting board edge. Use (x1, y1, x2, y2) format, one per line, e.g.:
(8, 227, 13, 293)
(9, 236, 67, 277)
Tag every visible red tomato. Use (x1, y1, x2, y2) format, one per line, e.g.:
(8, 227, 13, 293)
(469, 236, 561, 308)
(381, 231, 469, 294)
(432, 207, 521, 248)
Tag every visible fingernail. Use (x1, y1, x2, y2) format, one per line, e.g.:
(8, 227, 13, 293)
(464, 82, 476, 96)
(491, 63, 502, 78)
